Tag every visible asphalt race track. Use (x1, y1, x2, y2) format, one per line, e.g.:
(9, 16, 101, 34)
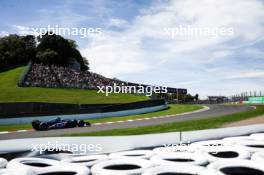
(0, 105, 253, 140)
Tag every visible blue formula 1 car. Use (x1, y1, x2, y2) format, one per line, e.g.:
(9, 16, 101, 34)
(31, 117, 91, 131)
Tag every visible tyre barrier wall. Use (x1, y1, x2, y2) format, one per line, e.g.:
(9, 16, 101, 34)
(0, 125, 264, 174)
(0, 99, 168, 125)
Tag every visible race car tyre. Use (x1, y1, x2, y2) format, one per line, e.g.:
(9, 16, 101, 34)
(85, 122, 91, 127)
(65, 120, 77, 128)
(150, 152, 208, 166)
(251, 151, 264, 162)
(0, 158, 7, 168)
(34, 163, 90, 175)
(142, 165, 205, 175)
(31, 120, 41, 131)
(250, 133, 264, 141)
(7, 157, 60, 171)
(39, 123, 48, 131)
(91, 158, 153, 175)
(235, 140, 264, 153)
(207, 159, 264, 175)
(109, 150, 153, 159)
(198, 146, 250, 162)
(61, 154, 108, 167)
(77, 120, 86, 127)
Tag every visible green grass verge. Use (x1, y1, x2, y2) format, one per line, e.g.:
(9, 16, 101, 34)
(0, 67, 147, 104)
(88, 104, 203, 124)
(0, 104, 202, 132)
(0, 124, 32, 132)
(66, 105, 264, 136)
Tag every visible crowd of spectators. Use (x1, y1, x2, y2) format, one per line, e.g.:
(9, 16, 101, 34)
(23, 63, 122, 89)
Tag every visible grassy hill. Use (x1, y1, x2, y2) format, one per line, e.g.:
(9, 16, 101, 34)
(0, 67, 148, 104)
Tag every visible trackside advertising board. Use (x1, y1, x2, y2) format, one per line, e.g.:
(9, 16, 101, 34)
(244, 97, 264, 104)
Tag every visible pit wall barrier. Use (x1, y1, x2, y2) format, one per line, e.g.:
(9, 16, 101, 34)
(0, 124, 263, 154)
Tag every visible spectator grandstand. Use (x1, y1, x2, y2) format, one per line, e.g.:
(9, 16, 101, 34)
(21, 63, 187, 96)
(23, 63, 119, 89)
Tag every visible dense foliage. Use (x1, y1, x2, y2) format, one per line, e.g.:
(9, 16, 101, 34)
(0, 33, 89, 70)
(0, 35, 36, 70)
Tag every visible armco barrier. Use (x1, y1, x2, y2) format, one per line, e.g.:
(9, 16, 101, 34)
(0, 99, 166, 119)
(0, 124, 263, 154)
(0, 101, 168, 124)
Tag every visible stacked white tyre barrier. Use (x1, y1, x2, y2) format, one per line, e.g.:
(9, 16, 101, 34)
(250, 133, 264, 140)
(34, 164, 90, 175)
(191, 140, 234, 150)
(153, 144, 195, 154)
(109, 150, 153, 159)
(150, 152, 208, 166)
(251, 151, 264, 162)
(91, 158, 153, 175)
(0, 132, 264, 175)
(61, 154, 108, 167)
(7, 157, 60, 171)
(208, 159, 264, 175)
(0, 168, 34, 175)
(222, 136, 256, 143)
(235, 140, 264, 153)
(198, 146, 250, 162)
(0, 158, 7, 169)
(142, 165, 205, 175)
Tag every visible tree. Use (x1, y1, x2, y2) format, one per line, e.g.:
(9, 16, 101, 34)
(37, 33, 89, 70)
(0, 33, 89, 71)
(36, 49, 59, 65)
(67, 39, 78, 49)
(0, 34, 36, 69)
(195, 94, 199, 101)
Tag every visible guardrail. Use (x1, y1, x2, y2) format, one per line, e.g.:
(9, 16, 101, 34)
(0, 99, 166, 119)
(0, 99, 168, 124)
